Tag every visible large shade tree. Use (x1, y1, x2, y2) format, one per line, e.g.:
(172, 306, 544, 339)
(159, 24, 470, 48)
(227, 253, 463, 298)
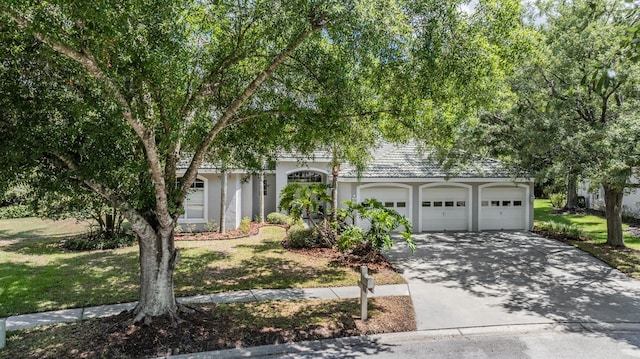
(290, 0, 533, 219)
(1, 0, 528, 323)
(479, 0, 640, 247)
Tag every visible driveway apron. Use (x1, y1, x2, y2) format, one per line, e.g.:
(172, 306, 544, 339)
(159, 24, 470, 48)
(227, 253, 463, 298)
(385, 232, 640, 331)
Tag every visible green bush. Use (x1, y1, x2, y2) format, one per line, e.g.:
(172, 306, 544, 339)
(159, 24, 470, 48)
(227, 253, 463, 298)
(536, 220, 584, 240)
(336, 225, 365, 252)
(266, 212, 292, 225)
(0, 205, 36, 219)
(337, 199, 415, 254)
(287, 225, 316, 248)
(238, 216, 252, 234)
(63, 232, 137, 251)
(549, 193, 566, 208)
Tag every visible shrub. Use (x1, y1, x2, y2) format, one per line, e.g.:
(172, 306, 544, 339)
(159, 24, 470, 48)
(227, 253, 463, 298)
(287, 225, 316, 248)
(185, 222, 197, 233)
(549, 193, 566, 208)
(337, 199, 415, 254)
(204, 220, 219, 232)
(536, 220, 584, 240)
(336, 225, 365, 252)
(238, 216, 251, 234)
(266, 212, 292, 225)
(0, 205, 36, 219)
(278, 183, 331, 225)
(64, 231, 137, 251)
(174, 224, 183, 233)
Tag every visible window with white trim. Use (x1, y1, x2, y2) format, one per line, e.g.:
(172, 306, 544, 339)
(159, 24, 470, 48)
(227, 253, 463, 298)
(287, 171, 323, 183)
(182, 178, 205, 220)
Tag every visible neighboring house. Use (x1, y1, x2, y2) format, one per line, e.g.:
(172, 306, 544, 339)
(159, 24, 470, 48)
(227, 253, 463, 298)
(176, 143, 535, 232)
(578, 175, 640, 219)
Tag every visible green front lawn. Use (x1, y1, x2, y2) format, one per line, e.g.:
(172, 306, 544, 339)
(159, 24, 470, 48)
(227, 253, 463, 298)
(0, 220, 404, 317)
(534, 199, 640, 249)
(534, 199, 640, 278)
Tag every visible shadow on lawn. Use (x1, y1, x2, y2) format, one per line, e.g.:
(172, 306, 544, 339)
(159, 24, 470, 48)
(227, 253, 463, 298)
(386, 231, 640, 348)
(175, 254, 350, 295)
(3, 240, 352, 317)
(235, 239, 284, 254)
(0, 237, 77, 255)
(0, 250, 141, 317)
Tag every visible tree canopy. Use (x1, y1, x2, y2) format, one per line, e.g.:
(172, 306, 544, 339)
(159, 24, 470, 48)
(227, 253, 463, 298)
(478, 0, 640, 246)
(0, 0, 530, 322)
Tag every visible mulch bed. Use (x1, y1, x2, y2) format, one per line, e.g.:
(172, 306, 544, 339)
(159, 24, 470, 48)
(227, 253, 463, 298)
(175, 222, 287, 241)
(286, 246, 396, 272)
(6, 297, 416, 359)
(175, 223, 394, 272)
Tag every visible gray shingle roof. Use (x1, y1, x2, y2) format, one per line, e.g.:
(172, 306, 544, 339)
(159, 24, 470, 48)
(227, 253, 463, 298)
(178, 143, 517, 179)
(339, 142, 512, 179)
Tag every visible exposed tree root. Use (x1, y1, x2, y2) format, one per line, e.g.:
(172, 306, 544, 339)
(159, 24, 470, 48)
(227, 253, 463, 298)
(178, 303, 207, 315)
(131, 303, 185, 327)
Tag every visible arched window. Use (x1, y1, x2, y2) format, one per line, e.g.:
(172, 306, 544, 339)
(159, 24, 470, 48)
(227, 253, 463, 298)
(287, 171, 323, 183)
(181, 178, 205, 220)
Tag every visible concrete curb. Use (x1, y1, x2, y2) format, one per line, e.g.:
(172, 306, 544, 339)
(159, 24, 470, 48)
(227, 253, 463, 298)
(0, 318, 5, 349)
(160, 323, 640, 358)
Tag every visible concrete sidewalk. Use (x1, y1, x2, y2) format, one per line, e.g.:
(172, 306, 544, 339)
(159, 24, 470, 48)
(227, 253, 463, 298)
(4, 284, 409, 331)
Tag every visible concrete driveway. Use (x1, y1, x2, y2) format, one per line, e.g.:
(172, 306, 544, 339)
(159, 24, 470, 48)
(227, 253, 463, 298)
(385, 232, 640, 331)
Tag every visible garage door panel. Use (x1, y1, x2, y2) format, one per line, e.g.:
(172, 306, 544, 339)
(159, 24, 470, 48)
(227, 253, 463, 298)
(480, 187, 526, 230)
(359, 186, 411, 231)
(422, 187, 469, 231)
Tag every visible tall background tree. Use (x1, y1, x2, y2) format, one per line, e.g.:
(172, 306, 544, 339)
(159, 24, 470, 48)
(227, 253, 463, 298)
(0, 0, 529, 323)
(478, 0, 640, 247)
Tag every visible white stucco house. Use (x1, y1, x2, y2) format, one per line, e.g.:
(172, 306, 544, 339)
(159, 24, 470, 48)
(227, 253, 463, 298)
(176, 143, 535, 232)
(578, 175, 640, 218)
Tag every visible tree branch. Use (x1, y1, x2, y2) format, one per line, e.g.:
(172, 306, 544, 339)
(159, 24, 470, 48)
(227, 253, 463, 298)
(11, 12, 173, 227)
(51, 152, 158, 239)
(538, 68, 568, 101)
(179, 20, 326, 201)
(600, 80, 624, 123)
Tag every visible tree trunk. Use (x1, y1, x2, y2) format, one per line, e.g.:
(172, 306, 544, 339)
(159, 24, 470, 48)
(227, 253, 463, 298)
(564, 173, 578, 210)
(93, 213, 106, 233)
(130, 217, 180, 323)
(105, 213, 115, 238)
(331, 150, 339, 222)
(259, 170, 265, 223)
(305, 205, 318, 229)
(220, 172, 227, 233)
(116, 212, 124, 232)
(603, 183, 625, 247)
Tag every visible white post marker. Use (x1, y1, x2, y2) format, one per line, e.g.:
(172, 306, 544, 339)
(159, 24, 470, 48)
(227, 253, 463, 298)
(358, 265, 375, 321)
(0, 317, 6, 349)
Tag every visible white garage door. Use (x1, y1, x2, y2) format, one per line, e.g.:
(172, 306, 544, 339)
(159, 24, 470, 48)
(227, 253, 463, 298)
(480, 187, 526, 230)
(360, 186, 410, 218)
(359, 186, 410, 231)
(422, 187, 469, 231)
